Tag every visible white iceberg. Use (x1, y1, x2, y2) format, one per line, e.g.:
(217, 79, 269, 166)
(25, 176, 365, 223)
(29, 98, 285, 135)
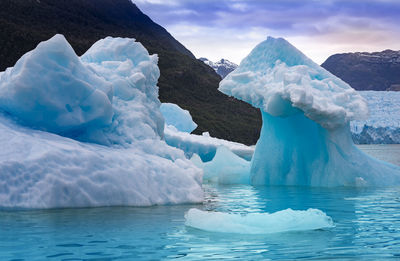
(185, 208, 334, 234)
(0, 35, 203, 208)
(219, 37, 400, 186)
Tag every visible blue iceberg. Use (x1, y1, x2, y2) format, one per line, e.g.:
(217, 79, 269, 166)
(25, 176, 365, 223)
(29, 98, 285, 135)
(191, 146, 250, 184)
(160, 103, 198, 133)
(0, 35, 203, 208)
(161, 102, 254, 162)
(219, 37, 400, 187)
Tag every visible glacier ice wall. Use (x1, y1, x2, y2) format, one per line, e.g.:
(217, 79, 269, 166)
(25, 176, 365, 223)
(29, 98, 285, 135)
(219, 37, 400, 186)
(351, 91, 400, 144)
(0, 35, 203, 208)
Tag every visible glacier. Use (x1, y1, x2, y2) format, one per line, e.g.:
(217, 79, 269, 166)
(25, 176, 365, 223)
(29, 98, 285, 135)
(219, 36, 400, 187)
(0, 35, 203, 208)
(351, 91, 400, 144)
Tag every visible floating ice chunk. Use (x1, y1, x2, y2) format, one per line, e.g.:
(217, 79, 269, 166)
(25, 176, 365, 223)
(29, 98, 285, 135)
(219, 37, 400, 186)
(192, 146, 250, 184)
(160, 103, 197, 133)
(0, 34, 113, 135)
(185, 208, 334, 234)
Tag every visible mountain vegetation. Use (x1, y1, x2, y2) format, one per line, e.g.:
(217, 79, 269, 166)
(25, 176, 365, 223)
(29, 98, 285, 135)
(322, 50, 400, 91)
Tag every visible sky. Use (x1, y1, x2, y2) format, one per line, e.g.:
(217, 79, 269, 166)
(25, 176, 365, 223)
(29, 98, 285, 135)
(134, 0, 400, 64)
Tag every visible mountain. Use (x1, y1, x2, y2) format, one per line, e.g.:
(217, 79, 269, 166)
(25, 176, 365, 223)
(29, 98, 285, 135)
(321, 50, 400, 91)
(0, 0, 261, 145)
(200, 58, 238, 78)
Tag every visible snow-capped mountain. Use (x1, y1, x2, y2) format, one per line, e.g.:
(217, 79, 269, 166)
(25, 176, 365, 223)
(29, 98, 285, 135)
(200, 58, 238, 78)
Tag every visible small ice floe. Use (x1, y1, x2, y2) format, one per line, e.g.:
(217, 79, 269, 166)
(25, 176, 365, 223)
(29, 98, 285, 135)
(185, 208, 334, 234)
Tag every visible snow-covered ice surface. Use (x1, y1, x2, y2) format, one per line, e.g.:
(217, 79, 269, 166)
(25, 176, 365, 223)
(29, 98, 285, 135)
(351, 91, 400, 144)
(219, 37, 400, 187)
(0, 35, 203, 209)
(0, 114, 202, 209)
(185, 208, 334, 234)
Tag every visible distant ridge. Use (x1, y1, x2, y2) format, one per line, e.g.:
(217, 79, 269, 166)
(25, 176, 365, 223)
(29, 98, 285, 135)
(0, 0, 261, 145)
(322, 50, 400, 91)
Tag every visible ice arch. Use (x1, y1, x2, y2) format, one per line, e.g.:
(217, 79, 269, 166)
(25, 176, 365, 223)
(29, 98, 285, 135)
(219, 37, 400, 186)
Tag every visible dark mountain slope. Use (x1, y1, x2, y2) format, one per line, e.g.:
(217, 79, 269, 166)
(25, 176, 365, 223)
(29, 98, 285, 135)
(321, 50, 400, 91)
(0, 0, 261, 144)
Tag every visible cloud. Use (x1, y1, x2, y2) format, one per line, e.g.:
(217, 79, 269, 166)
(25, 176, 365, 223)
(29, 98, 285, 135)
(133, 0, 400, 64)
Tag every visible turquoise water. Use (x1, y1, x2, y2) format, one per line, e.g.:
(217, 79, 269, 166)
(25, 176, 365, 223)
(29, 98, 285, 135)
(1, 145, 400, 260)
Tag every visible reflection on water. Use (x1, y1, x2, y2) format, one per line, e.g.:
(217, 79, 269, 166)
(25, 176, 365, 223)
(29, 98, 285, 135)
(1, 184, 400, 260)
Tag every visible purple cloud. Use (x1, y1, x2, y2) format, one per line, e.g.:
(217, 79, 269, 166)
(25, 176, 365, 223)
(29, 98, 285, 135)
(133, 0, 400, 64)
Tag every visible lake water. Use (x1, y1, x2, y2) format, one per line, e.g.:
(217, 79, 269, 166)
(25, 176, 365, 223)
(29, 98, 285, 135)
(1, 145, 400, 260)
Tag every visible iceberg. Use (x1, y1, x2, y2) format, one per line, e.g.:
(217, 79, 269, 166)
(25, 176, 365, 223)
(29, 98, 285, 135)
(160, 103, 197, 133)
(160, 103, 254, 162)
(0, 35, 203, 208)
(0, 34, 114, 137)
(185, 208, 334, 234)
(219, 37, 400, 187)
(191, 146, 250, 184)
(160, 101, 253, 183)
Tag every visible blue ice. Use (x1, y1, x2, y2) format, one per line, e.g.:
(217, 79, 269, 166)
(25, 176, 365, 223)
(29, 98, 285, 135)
(219, 37, 400, 186)
(0, 35, 203, 208)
